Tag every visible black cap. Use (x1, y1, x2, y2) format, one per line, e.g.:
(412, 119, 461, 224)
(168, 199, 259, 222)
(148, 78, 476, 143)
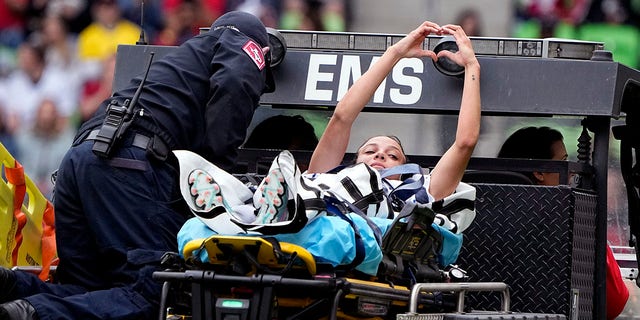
(212, 11, 275, 93)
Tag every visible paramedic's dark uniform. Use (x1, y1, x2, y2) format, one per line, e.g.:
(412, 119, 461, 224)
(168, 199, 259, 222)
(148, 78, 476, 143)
(7, 11, 272, 319)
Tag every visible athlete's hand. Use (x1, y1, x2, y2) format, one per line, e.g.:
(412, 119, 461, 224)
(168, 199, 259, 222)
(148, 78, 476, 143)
(437, 24, 478, 69)
(392, 21, 442, 61)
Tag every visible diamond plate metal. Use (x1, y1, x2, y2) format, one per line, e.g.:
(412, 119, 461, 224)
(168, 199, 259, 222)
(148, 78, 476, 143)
(457, 185, 596, 320)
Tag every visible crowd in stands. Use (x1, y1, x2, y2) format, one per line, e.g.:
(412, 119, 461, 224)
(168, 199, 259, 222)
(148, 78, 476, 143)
(0, 0, 639, 199)
(0, 0, 349, 198)
(513, 0, 640, 68)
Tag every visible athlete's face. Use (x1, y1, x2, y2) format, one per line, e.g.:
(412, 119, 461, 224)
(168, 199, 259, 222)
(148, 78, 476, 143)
(356, 136, 407, 170)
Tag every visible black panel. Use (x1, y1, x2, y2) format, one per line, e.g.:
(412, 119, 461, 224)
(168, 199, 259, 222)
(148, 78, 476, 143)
(457, 185, 597, 320)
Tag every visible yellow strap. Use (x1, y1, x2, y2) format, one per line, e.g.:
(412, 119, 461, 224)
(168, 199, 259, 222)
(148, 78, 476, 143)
(279, 242, 316, 275)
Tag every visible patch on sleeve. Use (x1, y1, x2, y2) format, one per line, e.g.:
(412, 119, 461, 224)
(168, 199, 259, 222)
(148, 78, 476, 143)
(242, 40, 266, 71)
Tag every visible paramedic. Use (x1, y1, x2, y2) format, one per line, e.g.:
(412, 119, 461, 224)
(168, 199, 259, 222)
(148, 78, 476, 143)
(0, 11, 274, 320)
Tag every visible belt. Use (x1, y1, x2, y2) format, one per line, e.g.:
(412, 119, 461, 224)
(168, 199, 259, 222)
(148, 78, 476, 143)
(86, 129, 151, 150)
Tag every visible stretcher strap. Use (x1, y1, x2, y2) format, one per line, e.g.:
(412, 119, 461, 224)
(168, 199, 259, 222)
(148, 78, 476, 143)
(5, 162, 26, 267)
(39, 201, 56, 281)
(5, 160, 57, 281)
(242, 237, 299, 275)
(325, 190, 383, 246)
(381, 164, 430, 210)
(339, 175, 386, 212)
(325, 198, 366, 271)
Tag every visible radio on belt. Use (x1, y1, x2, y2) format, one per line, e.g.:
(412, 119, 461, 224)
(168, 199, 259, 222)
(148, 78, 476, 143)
(92, 52, 154, 158)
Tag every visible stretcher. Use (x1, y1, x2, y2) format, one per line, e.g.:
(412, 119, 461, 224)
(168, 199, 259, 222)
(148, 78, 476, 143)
(152, 235, 565, 320)
(154, 235, 448, 320)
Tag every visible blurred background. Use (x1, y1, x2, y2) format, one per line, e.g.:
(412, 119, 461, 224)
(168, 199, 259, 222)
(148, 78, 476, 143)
(0, 0, 638, 271)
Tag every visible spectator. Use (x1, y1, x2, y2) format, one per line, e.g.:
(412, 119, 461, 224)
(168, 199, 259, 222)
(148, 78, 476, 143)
(513, 0, 590, 38)
(78, 54, 116, 127)
(153, 0, 199, 46)
(46, 0, 93, 35)
(227, 0, 280, 28)
(455, 8, 483, 37)
(280, 0, 346, 31)
(0, 36, 76, 134)
(41, 13, 91, 115)
(0, 102, 19, 158)
(0, 0, 28, 48)
(578, 0, 640, 68)
(584, 0, 640, 27)
(41, 14, 78, 71)
(77, 0, 141, 62)
(14, 98, 74, 199)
